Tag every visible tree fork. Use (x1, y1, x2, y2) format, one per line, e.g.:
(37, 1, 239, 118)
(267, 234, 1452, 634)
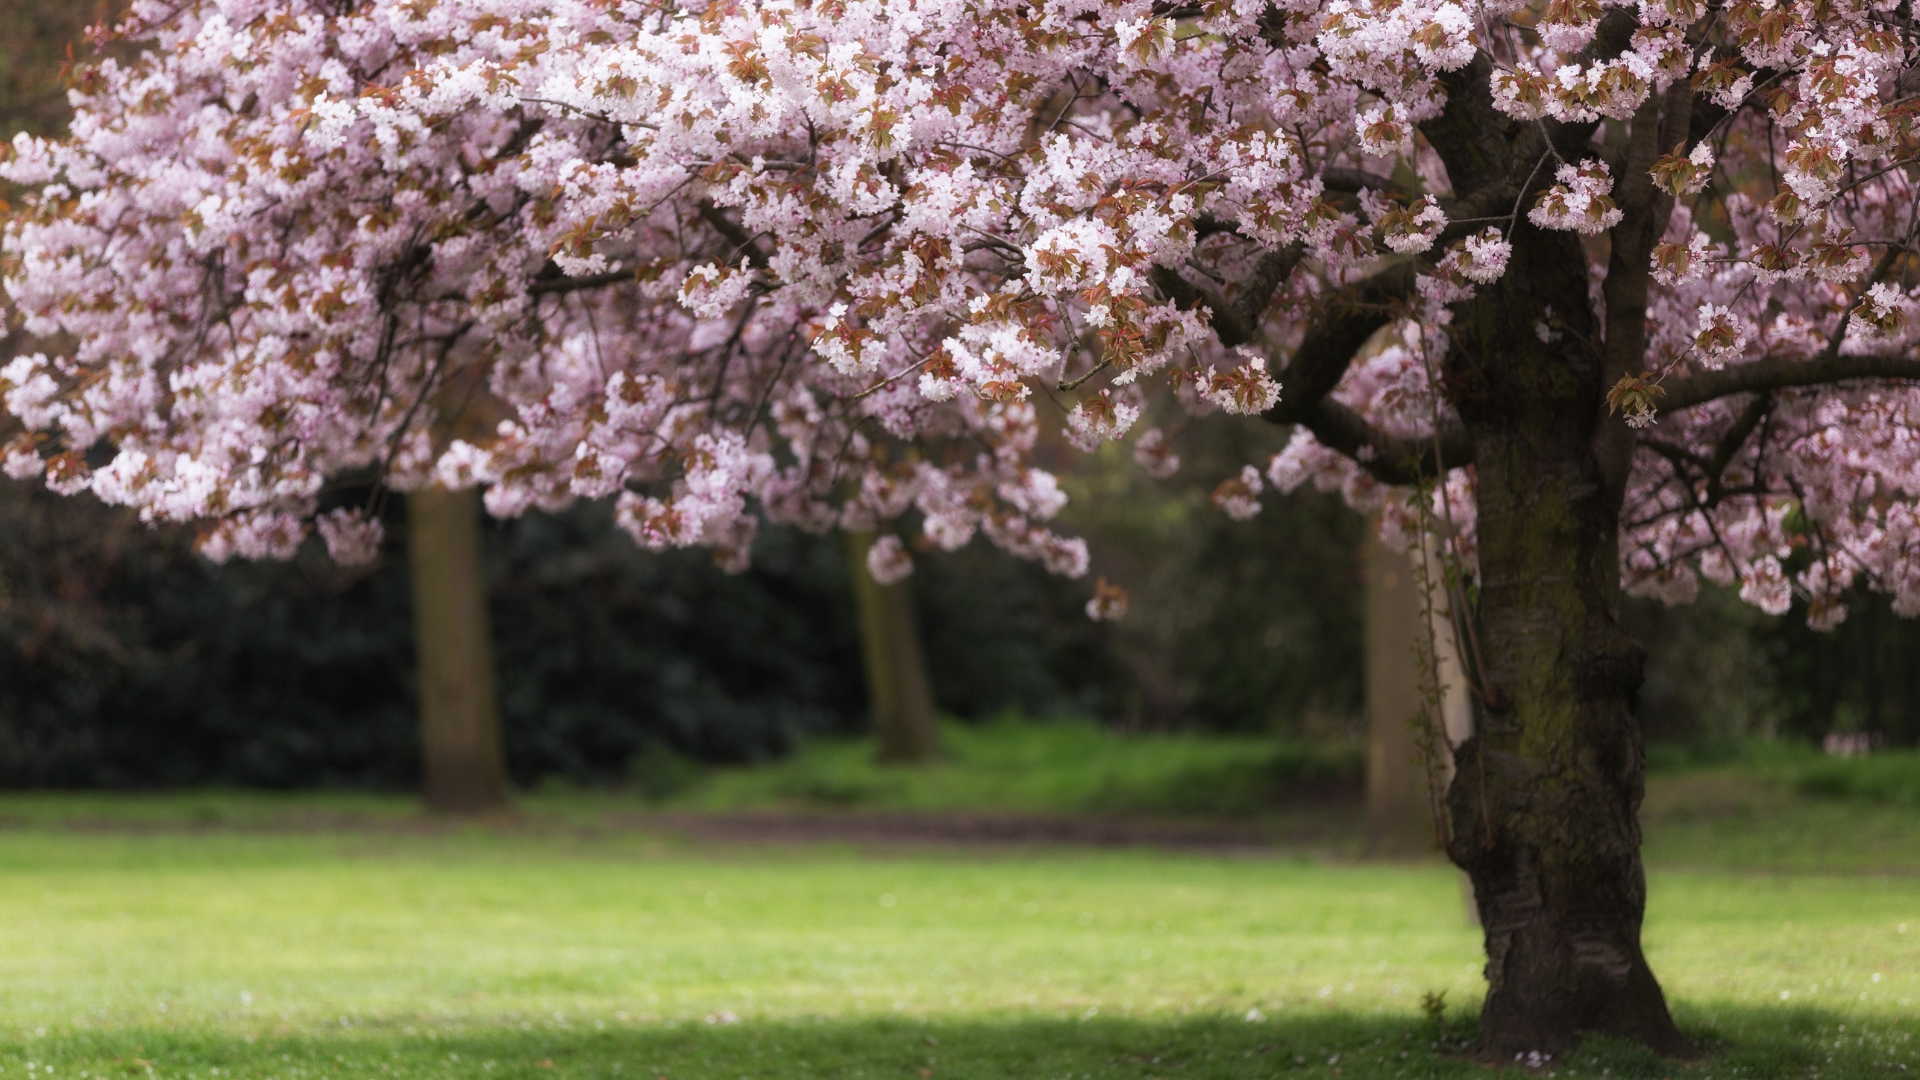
(409, 485, 510, 814)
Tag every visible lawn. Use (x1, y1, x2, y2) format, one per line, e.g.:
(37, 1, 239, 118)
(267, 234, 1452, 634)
(0, 732, 1916, 1079)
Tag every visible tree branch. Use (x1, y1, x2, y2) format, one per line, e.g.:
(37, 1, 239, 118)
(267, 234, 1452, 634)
(1661, 353, 1920, 412)
(1703, 392, 1771, 506)
(697, 200, 771, 269)
(1150, 243, 1303, 348)
(1251, 259, 1471, 483)
(1321, 167, 1408, 198)
(1263, 260, 1419, 413)
(1296, 398, 1477, 485)
(527, 268, 633, 295)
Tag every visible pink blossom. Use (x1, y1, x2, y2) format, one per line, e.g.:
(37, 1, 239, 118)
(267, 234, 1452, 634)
(3, 0, 1920, 639)
(866, 534, 914, 585)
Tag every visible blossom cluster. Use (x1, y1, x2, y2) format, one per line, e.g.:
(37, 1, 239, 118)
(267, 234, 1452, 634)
(6, 0, 1920, 627)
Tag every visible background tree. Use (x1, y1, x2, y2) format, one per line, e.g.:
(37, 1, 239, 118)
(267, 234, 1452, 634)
(1362, 530, 1471, 858)
(0, 2, 108, 143)
(17, 0, 1920, 1058)
(409, 484, 509, 811)
(846, 530, 941, 764)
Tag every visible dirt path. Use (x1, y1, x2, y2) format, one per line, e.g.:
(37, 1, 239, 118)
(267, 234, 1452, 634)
(0, 801, 1364, 854)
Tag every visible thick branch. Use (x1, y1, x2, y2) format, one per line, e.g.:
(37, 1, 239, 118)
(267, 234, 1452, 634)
(1264, 260, 1419, 413)
(528, 268, 633, 295)
(1252, 260, 1469, 483)
(1150, 243, 1303, 348)
(1231, 244, 1305, 341)
(1660, 353, 1920, 412)
(697, 200, 771, 269)
(1296, 398, 1477, 485)
(1321, 167, 1408, 198)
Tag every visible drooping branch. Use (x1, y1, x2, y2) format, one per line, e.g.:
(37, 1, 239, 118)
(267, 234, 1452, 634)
(1660, 353, 1920, 412)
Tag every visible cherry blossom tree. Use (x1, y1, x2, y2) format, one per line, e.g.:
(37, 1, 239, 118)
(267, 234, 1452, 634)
(11, 0, 1920, 1056)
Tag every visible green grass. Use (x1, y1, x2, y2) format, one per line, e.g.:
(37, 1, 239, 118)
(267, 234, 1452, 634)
(2, 725, 1918, 1078)
(659, 718, 1361, 818)
(1793, 749, 1920, 807)
(1648, 738, 1920, 810)
(0, 798, 1915, 1080)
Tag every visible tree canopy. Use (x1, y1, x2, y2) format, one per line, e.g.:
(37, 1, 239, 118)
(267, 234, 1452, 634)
(7, 0, 1920, 623)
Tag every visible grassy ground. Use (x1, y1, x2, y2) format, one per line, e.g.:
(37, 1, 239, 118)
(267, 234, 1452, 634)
(1, 730, 1917, 1078)
(649, 719, 1363, 818)
(0, 827, 1915, 1080)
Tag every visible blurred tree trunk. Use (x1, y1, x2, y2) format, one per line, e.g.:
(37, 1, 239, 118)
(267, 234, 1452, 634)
(409, 485, 509, 812)
(1364, 530, 1471, 857)
(846, 531, 940, 764)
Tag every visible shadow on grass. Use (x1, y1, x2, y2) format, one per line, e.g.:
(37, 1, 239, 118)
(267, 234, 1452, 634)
(16, 1007, 1915, 1080)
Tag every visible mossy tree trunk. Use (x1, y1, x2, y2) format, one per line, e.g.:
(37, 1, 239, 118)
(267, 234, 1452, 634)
(1260, 42, 1799, 1057)
(409, 485, 509, 813)
(845, 531, 940, 765)
(1433, 129, 1686, 1059)
(1364, 52, 1694, 1057)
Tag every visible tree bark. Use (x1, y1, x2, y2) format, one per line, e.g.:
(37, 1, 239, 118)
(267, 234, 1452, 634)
(846, 531, 940, 764)
(1440, 210, 1690, 1058)
(408, 485, 510, 813)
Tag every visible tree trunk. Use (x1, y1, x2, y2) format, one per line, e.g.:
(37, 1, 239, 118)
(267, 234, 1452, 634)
(1365, 531, 1472, 858)
(408, 485, 510, 813)
(1441, 211, 1690, 1058)
(846, 531, 940, 764)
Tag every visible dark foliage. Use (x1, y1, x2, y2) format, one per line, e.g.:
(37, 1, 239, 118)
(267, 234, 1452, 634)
(914, 540, 1126, 721)
(0, 482, 877, 788)
(1759, 593, 1920, 747)
(1053, 420, 1367, 736)
(0, 484, 417, 787)
(0, 479, 1165, 788)
(1626, 585, 1920, 750)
